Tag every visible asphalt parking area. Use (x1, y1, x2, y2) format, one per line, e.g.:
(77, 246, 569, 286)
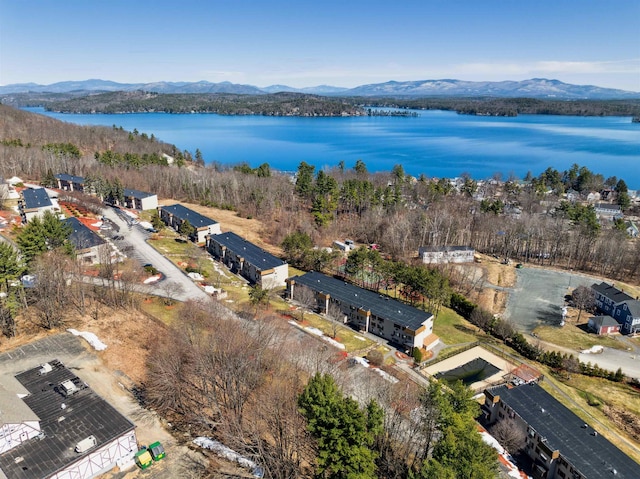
(503, 267, 594, 332)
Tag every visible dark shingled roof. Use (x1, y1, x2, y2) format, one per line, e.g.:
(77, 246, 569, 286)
(123, 188, 154, 200)
(591, 281, 634, 304)
(160, 204, 218, 229)
(490, 384, 639, 479)
(22, 188, 52, 209)
(589, 315, 621, 328)
(54, 173, 85, 184)
(0, 360, 134, 479)
(211, 231, 285, 270)
(291, 271, 433, 331)
(64, 217, 105, 250)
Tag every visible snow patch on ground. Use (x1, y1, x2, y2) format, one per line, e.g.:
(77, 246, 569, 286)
(479, 430, 530, 478)
(581, 345, 604, 354)
(372, 368, 399, 384)
(67, 329, 107, 351)
(193, 437, 263, 477)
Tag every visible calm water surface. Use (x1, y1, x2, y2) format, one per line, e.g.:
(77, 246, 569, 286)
(27, 107, 640, 187)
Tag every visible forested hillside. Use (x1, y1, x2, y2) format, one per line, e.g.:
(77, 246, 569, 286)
(359, 97, 640, 117)
(44, 90, 366, 116)
(4, 91, 640, 117)
(2, 105, 639, 283)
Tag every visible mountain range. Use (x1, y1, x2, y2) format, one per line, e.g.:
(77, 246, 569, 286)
(1, 78, 638, 99)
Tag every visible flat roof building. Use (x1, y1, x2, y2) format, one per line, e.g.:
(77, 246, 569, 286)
(0, 359, 137, 479)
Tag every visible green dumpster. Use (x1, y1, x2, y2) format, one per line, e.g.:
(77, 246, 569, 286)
(135, 448, 153, 469)
(149, 441, 166, 461)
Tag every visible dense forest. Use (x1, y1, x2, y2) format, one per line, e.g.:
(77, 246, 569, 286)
(44, 90, 366, 116)
(358, 97, 640, 117)
(1, 104, 639, 285)
(3, 90, 640, 117)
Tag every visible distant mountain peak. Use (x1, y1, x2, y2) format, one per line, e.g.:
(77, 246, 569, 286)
(0, 78, 637, 99)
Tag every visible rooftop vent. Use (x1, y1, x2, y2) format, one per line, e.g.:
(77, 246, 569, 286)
(75, 435, 97, 453)
(60, 380, 79, 397)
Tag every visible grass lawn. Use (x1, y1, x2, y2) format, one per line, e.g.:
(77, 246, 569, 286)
(433, 307, 482, 345)
(538, 368, 640, 464)
(139, 296, 183, 326)
(533, 323, 627, 351)
(296, 312, 375, 352)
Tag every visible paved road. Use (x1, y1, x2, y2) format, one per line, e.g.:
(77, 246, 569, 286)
(102, 207, 211, 303)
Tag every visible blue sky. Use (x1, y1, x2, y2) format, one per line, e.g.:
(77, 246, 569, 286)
(1, 0, 639, 91)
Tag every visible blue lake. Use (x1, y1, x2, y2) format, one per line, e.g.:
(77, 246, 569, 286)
(27, 107, 640, 188)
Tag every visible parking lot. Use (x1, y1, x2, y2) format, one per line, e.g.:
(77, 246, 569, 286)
(503, 266, 594, 332)
(503, 267, 640, 379)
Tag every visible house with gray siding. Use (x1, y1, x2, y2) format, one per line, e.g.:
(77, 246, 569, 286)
(207, 231, 288, 289)
(286, 271, 437, 352)
(158, 204, 221, 243)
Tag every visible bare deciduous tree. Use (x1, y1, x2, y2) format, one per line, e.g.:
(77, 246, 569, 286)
(489, 417, 527, 454)
(572, 284, 596, 323)
(293, 284, 317, 321)
(29, 251, 72, 329)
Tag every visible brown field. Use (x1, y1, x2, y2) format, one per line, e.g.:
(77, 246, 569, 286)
(160, 199, 283, 256)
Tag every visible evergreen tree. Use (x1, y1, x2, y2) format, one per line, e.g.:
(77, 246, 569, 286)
(295, 161, 315, 198)
(41, 169, 57, 188)
(0, 243, 23, 291)
(298, 373, 381, 479)
(178, 219, 196, 240)
(16, 211, 73, 265)
(150, 210, 165, 231)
